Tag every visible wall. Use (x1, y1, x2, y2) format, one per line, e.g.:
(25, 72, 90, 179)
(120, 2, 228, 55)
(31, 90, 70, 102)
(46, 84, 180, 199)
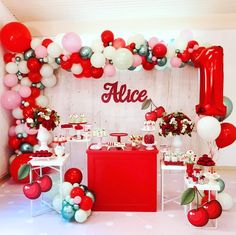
(0, 2, 16, 178)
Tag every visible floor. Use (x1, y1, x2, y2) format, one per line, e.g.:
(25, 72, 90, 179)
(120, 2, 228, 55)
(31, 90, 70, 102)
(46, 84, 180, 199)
(0, 169, 236, 235)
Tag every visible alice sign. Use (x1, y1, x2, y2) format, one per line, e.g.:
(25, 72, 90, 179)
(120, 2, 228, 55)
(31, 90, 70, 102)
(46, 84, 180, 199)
(101, 81, 148, 103)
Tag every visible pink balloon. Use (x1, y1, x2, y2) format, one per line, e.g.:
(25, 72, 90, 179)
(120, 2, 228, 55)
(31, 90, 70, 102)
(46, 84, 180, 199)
(170, 56, 182, 68)
(3, 74, 18, 88)
(113, 38, 126, 49)
(132, 54, 142, 67)
(1, 90, 21, 110)
(62, 32, 82, 53)
(104, 64, 116, 77)
(148, 37, 159, 49)
(74, 196, 82, 204)
(8, 126, 16, 136)
(19, 86, 31, 98)
(24, 123, 38, 135)
(35, 45, 48, 58)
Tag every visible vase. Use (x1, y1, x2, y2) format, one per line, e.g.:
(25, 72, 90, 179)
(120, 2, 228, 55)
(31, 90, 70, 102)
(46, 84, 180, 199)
(37, 125, 51, 151)
(171, 135, 183, 153)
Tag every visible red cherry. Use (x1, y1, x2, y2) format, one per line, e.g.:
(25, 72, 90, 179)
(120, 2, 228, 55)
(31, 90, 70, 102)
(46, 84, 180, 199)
(145, 111, 158, 121)
(203, 200, 222, 219)
(154, 106, 165, 118)
(79, 195, 93, 210)
(70, 187, 84, 198)
(187, 207, 209, 227)
(23, 182, 41, 199)
(36, 175, 52, 192)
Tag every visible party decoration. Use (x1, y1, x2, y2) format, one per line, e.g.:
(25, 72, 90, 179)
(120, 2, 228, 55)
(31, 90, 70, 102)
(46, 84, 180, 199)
(1, 90, 21, 110)
(23, 182, 41, 199)
(216, 178, 225, 193)
(215, 123, 236, 148)
(62, 32, 82, 53)
(218, 192, 234, 211)
(36, 175, 52, 192)
(0, 22, 31, 52)
(113, 48, 133, 70)
(64, 168, 83, 184)
(197, 116, 221, 141)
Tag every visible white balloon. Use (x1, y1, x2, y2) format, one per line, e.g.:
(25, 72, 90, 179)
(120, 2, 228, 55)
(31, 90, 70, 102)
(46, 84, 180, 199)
(91, 39, 104, 52)
(33, 144, 40, 152)
(9, 154, 16, 164)
(103, 46, 116, 60)
(54, 33, 65, 47)
(41, 75, 57, 88)
(197, 116, 221, 141)
(74, 209, 88, 223)
(113, 48, 134, 70)
(15, 53, 24, 60)
(30, 38, 41, 50)
(15, 124, 25, 134)
(12, 107, 24, 119)
(71, 64, 83, 74)
(40, 64, 54, 77)
(47, 42, 62, 58)
(5, 62, 18, 74)
(52, 194, 63, 212)
(47, 56, 55, 64)
(20, 77, 32, 87)
(51, 62, 60, 69)
(36, 95, 49, 107)
(218, 192, 234, 211)
(18, 60, 29, 74)
(86, 209, 92, 217)
(62, 182, 73, 197)
(90, 52, 105, 68)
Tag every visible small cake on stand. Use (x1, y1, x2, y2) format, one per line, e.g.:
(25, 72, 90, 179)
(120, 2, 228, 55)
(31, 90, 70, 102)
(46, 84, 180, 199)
(91, 128, 107, 150)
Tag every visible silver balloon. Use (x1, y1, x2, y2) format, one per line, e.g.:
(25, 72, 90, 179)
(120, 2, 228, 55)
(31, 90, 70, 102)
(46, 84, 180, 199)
(55, 57, 61, 65)
(79, 184, 88, 192)
(85, 190, 95, 202)
(15, 56, 22, 62)
(157, 57, 167, 66)
(79, 46, 93, 59)
(24, 49, 35, 60)
(20, 143, 33, 153)
(17, 133, 23, 139)
(138, 45, 148, 56)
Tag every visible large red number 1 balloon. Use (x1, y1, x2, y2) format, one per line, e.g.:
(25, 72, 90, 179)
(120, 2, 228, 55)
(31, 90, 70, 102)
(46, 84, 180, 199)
(192, 46, 226, 116)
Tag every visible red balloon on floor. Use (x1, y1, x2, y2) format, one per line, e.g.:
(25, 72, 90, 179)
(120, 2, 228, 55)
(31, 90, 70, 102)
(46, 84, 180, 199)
(64, 168, 83, 184)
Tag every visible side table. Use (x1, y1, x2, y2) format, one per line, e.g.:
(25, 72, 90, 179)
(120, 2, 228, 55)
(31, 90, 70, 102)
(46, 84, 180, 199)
(161, 161, 186, 211)
(29, 153, 70, 216)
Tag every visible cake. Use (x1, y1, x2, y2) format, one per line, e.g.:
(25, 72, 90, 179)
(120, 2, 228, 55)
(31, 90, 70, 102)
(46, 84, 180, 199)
(69, 113, 87, 123)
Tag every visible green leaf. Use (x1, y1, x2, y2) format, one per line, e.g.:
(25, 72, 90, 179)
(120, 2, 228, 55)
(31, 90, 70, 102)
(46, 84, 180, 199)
(141, 99, 151, 110)
(18, 164, 30, 180)
(181, 188, 195, 205)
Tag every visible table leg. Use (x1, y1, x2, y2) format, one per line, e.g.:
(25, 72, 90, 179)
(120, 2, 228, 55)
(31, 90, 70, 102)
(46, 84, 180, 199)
(29, 167, 33, 216)
(59, 165, 63, 213)
(161, 168, 164, 211)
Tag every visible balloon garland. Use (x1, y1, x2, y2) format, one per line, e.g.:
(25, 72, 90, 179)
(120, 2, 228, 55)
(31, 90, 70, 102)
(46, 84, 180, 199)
(0, 22, 235, 183)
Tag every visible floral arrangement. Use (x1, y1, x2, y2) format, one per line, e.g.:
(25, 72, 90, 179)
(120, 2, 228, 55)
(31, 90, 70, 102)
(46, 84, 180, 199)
(181, 150, 196, 164)
(26, 107, 60, 131)
(159, 112, 194, 137)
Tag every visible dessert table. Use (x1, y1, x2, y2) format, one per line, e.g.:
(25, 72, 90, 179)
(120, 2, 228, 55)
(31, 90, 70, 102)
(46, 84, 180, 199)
(87, 144, 158, 212)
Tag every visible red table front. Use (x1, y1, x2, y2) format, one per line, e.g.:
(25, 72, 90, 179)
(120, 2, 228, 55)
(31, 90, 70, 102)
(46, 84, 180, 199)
(87, 145, 158, 212)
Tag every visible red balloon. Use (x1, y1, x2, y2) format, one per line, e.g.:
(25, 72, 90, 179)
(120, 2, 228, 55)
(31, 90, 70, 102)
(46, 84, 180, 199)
(4, 53, 15, 63)
(23, 106, 35, 118)
(30, 87, 41, 98)
(0, 22, 31, 53)
(70, 187, 84, 198)
(101, 30, 114, 44)
(23, 134, 38, 145)
(60, 59, 72, 70)
(70, 53, 81, 64)
(23, 96, 36, 106)
(79, 195, 93, 210)
(113, 38, 126, 49)
(42, 38, 53, 48)
(9, 136, 22, 150)
(142, 60, 155, 70)
(10, 153, 37, 183)
(91, 67, 103, 79)
(64, 168, 83, 184)
(27, 58, 42, 72)
(180, 50, 191, 63)
(82, 68, 92, 78)
(80, 59, 91, 69)
(187, 40, 199, 49)
(28, 72, 42, 83)
(73, 73, 83, 79)
(216, 123, 236, 148)
(152, 43, 167, 58)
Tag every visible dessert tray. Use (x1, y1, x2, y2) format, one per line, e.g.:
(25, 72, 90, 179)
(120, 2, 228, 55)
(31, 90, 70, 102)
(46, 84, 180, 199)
(106, 142, 126, 150)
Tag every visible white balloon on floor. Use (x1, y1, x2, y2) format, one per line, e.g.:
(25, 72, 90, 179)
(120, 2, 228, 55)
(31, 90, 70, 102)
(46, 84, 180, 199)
(218, 192, 234, 211)
(74, 209, 88, 223)
(62, 182, 73, 197)
(52, 194, 63, 212)
(197, 116, 221, 141)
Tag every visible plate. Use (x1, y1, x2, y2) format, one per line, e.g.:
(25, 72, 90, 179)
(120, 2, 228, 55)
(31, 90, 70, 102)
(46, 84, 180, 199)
(90, 144, 102, 150)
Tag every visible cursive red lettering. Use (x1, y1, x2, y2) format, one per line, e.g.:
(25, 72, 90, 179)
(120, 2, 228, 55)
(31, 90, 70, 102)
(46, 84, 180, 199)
(101, 81, 148, 103)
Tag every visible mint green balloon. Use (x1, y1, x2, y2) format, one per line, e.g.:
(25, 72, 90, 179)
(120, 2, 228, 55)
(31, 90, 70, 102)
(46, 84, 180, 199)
(216, 178, 225, 193)
(215, 96, 233, 122)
